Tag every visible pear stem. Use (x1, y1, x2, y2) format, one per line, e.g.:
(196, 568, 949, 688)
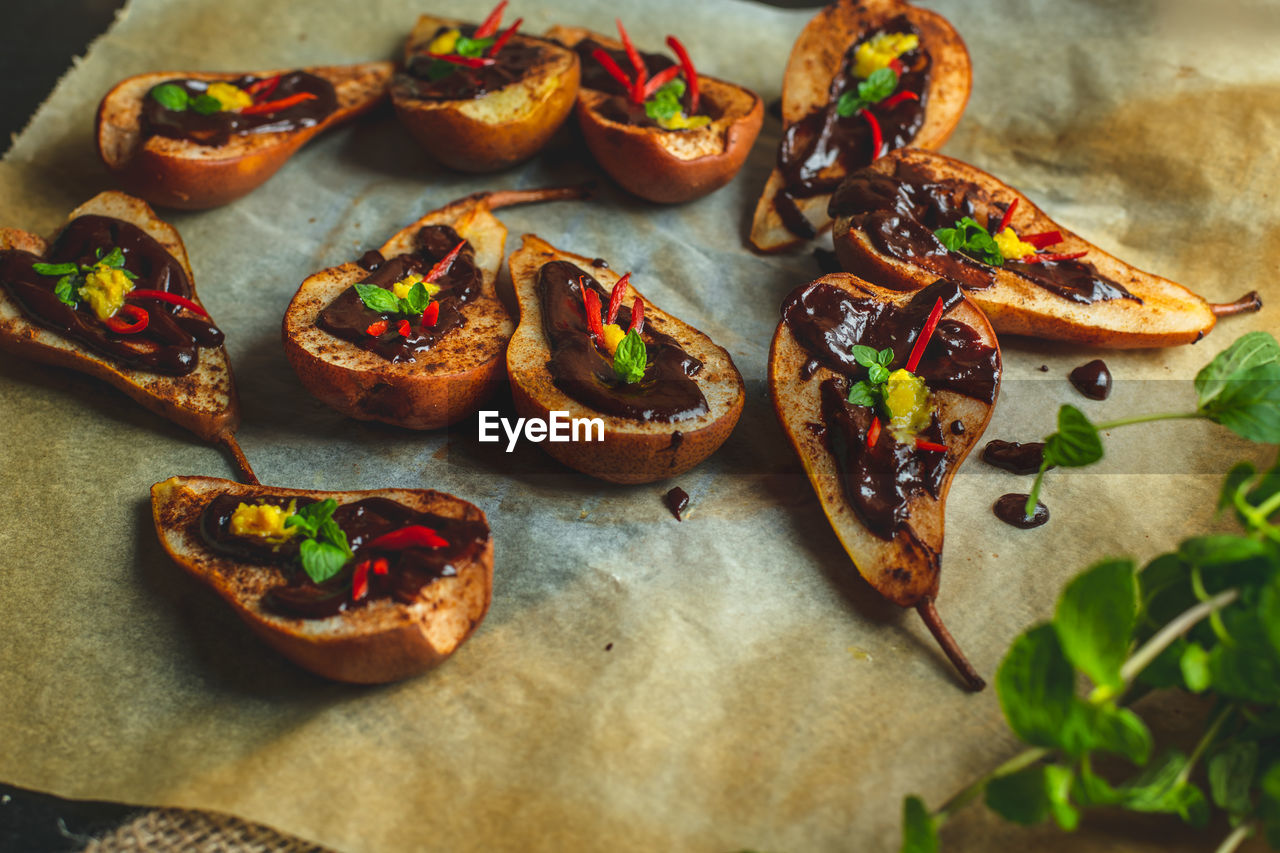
(219, 433, 258, 485)
(478, 183, 595, 211)
(1209, 290, 1262, 317)
(916, 596, 986, 692)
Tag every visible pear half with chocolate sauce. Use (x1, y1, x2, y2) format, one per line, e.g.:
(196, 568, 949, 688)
(391, 13, 580, 173)
(151, 475, 493, 684)
(830, 148, 1262, 347)
(769, 272, 1001, 690)
(97, 62, 394, 210)
(750, 0, 970, 253)
(283, 186, 588, 430)
(0, 192, 253, 482)
(546, 25, 763, 204)
(507, 235, 745, 483)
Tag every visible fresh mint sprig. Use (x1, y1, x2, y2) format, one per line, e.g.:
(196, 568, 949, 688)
(613, 328, 647, 384)
(353, 281, 433, 318)
(284, 499, 353, 584)
(934, 216, 1004, 266)
(150, 83, 221, 115)
(846, 345, 895, 406)
(645, 79, 687, 124)
(31, 245, 137, 308)
(836, 66, 898, 117)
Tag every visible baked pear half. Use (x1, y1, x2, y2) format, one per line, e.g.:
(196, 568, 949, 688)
(507, 234, 745, 483)
(750, 0, 970, 252)
(391, 6, 580, 173)
(97, 62, 394, 210)
(283, 186, 587, 430)
(830, 148, 1262, 347)
(547, 23, 763, 204)
(770, 272, 1001, 689)
(0, 192, 253, 480)
(151, 476, 493, 684)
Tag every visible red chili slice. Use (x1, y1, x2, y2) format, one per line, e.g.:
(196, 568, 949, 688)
(422, 302, 440, 327)
(866, 417, 881, 449)
(239, 92, 317, 115)
(607, 273, 630, 324)
(425, 53, 496, 69)
(126, 289, 209, 317)
(488, 17, 523, 56)
(103, 303, 149, 334)
(1021, 230, 1064, 249)
(915, 439, 948, 453)
(642, 64, 682, 100)
(351, 560, 370, 601)
(616, 19, 647, 103)
(591, 48, 635, 95)
(880, 90, 919, 109)
(368, 525, 450, 550)
(246, 75, 281, 98)
(905, 296, 945, 373)
(582, 283, 605, 341)
(425, 240, 466, 282)
(862, 108, 883, 160)
(889, 57, 904, 75)
(628, 296, 645, 334)
(996, 197, 1019, 234)
(665, 35, 700, 112)
(1020, 251, 1089, 264)
(397, 319, 411, 337)
(366, 320, 388, 336)
(474, 0, 508, 39)
(372, 558, 389, 576)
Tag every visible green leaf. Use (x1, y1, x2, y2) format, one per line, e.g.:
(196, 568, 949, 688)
(852, 344, 880, 368)
(1219, 461, 1257, 513)
(1054, 558, 1136, 690)
(985, 766, 1052, 825)
(1043, 405, 1103, 469)
(298, 539, 351, 584)
(877, 347, 895, 366)
(353, 283, 400, 314)
(426, 60, 456, 81)
(54, 274, 80, 307)
(1086, 705, 1152, 765)
(996, 624, 1079, 750)
(454, 35, 495, 58)
(150, 83, 189, 111)
(899, 796, 938, 853)
(1194, 331, 1280, 409)
(317, 517, 351, 557)
(932, 216, 1004, 266)
(1209, 608, 1280, 703)
(284, 498, 336, 539)
(1208, 741, 1258, 816)
(404, 281, 430, 313)
(31, 261, 78, 276)
(191, 93, 223, 115)
(1113, 749, 1207, 825)
(847, 381, 878, 407)
(835, 91, 867, 118)
(868, 363, 890, 385)
(1199, 361, 1280, 444)
(644, 79, 686, 123)
(1043, 764, 1080, 831)
(1179, 642, 1212, 692)
(613, 329, 647, 384)
(99, 247, 125, 269)
(859, 67, 899, 101)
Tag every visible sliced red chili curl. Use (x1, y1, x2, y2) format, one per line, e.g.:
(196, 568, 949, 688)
(642, 64, 682, 100)
(424, 52, 497, 69)
(665, 35, 699, 112)
(591, 48, 635, 94)
(889, 57, 904, 75)
(915, 439, 948, 453)
(996, 197, 1019, 234)
(1021, 230, 1064, 249)
(473, 0, 508, 39)
(126, 289, 209, 317)
(488, 17, 523, 56)
(366, 319, 388, 336)
(616, 19, 647, 103)
(351, 560, 371, 601)
(246, 75, 281, 97)
(1020, 250, 1089, 264)
(421, 302, 440, 327)
(103, 303, 149, 334)
(397, 319, 411, 337)
(372, 558, 390, 576)
(582, 283, 605, 341)
(239, 92, 317, 115)
(862, 108, 884, 160)
(368, 525, 450, 550)
(866, 417, 881, 450)
(606, 273, 631, 324)
(628, 296, 645, 334)
(425, 240, 466, 282)
(905, 296, 945, 373)
(880, 90, 919, 109)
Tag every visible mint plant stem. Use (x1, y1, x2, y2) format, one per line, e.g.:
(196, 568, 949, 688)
(1119, 589, 1239, 685)
(1214, 823, 1255, 853)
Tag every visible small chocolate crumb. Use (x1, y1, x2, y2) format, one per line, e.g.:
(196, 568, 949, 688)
(950, 419, 965, 435)
(1038, 364, 1050, 373)
(605, 643, 613, 651)
(664, 486, 690, 521)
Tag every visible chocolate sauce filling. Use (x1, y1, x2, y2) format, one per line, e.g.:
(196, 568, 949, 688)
(1069, 358, 1112, 400)
(317, 225, 480, 363)
(537, 260, 707, 422)
(572, 39, 710, 130)
(143, 72, 337, 147)
(401, 25, 552, 100)
(994, 493, 1049, 529)
(201, 493, 490, 620)
(828, 160, 1141, 305)
(981, 440, 1048, 476)
(774, 16, 929, 238)
(0, 214, 223, 375)
(782, 278, 1000, 540)
(664, 486, 690, 521)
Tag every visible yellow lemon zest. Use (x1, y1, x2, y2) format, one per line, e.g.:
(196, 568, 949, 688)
(230, 500, 298, 544)
(994, 227, 1038, 261)
(392, 274, 423, 301)
(78, 266, 134, 321)
(853, 32, 919, 79)
(206, 82, 253, 112)
(428, 28, 462, 55)
(601, 323, 627, 355)
(883, 369, 932, 440)
(657, 113, 712, 131)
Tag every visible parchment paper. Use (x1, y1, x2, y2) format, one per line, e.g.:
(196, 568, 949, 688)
(1, 0, 1278, 850)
